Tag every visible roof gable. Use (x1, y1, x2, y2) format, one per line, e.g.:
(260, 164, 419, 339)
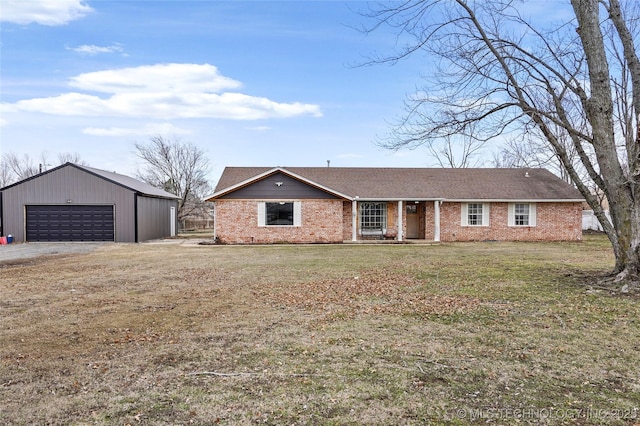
(210, 167, 584, 201)
(209, 167, 351, 200)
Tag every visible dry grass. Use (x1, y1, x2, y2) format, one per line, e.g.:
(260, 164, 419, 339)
(1, 235, 639, 425)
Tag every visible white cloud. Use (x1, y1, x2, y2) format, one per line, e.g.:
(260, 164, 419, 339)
(3, 63, 322, 120)
(68, 44, 124, 56)
(83, 122, 192, 137)
(1, 0, 92, 26)
(247, 126, 272, 132)
(69, 63, 241, 94)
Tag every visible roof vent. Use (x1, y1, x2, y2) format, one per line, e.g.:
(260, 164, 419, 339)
(525, 172, 530, 178)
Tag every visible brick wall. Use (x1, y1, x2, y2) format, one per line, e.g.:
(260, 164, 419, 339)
(437, 202, 582, 241)
(342, 201, 353, 240)
(216, 199, 582, 243)
(386, 202, 399, 237)
(215, 199, 344, 243)
(423, 202, 435, 240)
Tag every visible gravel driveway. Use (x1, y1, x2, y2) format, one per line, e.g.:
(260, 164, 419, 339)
(0, 242, 108, 263)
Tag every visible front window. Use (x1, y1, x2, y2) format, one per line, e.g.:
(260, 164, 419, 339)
(467, 203, 483, 226)
(360, 202, 387, 231)
(258, 201, 301, 226)
(514, 203, 529, 226)
(266, 202, 293, 225)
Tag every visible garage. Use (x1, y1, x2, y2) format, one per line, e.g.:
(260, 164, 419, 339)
(0, 162, 179, 243)
(25, 205, 115, 242)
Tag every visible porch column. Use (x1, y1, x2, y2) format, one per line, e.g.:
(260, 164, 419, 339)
(212, 201, 217, 241)
(352, 200, 358, 241)
(434, 200, 441, 242)
(397, 200, 403, 241)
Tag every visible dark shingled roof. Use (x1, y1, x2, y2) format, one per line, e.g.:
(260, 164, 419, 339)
(211, 167, 584, 201)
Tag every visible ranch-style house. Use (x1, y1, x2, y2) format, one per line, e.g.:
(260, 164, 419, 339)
(207, 167, 584, 244)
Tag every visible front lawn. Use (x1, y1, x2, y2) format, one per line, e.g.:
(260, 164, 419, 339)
(1, 234, 638, 425)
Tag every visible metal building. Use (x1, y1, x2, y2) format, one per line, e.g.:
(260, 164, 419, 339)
(0, 163, 179, 243)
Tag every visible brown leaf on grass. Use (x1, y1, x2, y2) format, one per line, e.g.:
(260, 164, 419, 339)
(255, 270, 481, 319)
(111, 332, 168, 345)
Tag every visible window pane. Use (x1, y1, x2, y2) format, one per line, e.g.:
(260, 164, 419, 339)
(468, 203, 483, 226)
(266, 202, 294, 225)
(514, 203, 529, 226)
(360, 202, 387, 229)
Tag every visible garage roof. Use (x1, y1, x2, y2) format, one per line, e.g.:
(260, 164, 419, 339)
(1, 163, 180, 199)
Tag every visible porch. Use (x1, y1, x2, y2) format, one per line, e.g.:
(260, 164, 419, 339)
(350, 199, 443, 243)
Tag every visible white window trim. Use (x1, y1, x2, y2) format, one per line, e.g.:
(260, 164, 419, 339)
(293, 201, 302, 226)
(258, 201, 301, 227)
(508, 203, 536, 227)
(461, 203, 490, 226)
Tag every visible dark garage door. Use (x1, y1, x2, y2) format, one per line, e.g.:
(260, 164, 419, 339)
(26, 205, 115, 242)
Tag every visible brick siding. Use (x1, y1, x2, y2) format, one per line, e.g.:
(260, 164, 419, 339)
(215, 199, 344, 244)
(216, 199, 582, 243)
(342, 201, 353, 240)
(436, 202, 582, 241)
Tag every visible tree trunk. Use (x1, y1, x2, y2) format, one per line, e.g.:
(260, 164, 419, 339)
(365, 0, 640, 285)
(572, 0, 640, 282)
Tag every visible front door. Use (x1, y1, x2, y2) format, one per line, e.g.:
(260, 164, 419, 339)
(406, 203, 420, 239)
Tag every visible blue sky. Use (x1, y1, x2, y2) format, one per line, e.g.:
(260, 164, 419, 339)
(0, 0, 437, 183)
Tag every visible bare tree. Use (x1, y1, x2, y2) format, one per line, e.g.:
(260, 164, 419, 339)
(57, 152, 88, 166)
(492, 125, 587, 184)
(427, 124, 490, 167)
(2, 153, 40, 182)
(0, 160, 13, 188)
(363, 0, 640, 286)
(134, 136, 212, 224)
(0, 151, 87, 186)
